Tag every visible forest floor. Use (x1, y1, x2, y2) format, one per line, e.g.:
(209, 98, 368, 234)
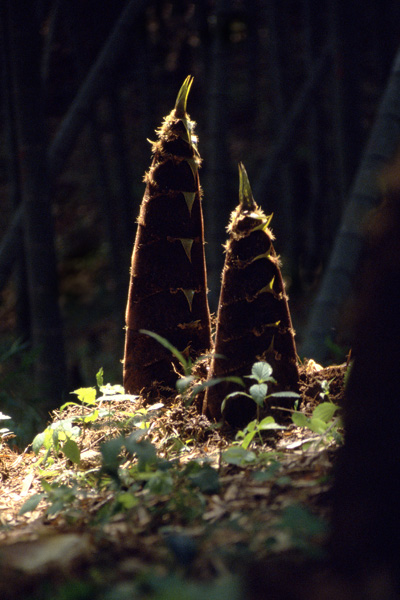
(0, 361, 347, 600)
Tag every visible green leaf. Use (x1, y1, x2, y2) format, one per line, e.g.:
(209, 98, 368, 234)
(125, 437, 157, 470)
(222, 446, 257, 466)
(19, 494, 45, 515)
(241, 431, 256, 449)
(100, 437, 124, 472)
(221, 390, 251, 413)
(312, 402, 339, 423)
(71, 387, 97, 406)
(249, 362, 273, 383)
(116, 491, 139, 510)
(249, 383, 268, 406)
(62, 439, 81, 464)
(270, 391, 301, 399)
(258, 416, 286, 431)
(140, 330, 188, 371)
(32, 432, 46, 454)
(291, 412, 309, 428)
(187, 463, 220, 494)
(308, 418, 328, 434)
(96, 368, 104, 388)
(145, 471, 174, 495)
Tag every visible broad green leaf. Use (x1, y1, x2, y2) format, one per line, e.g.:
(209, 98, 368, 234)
(96, 368, 104, 388)
(291, 412, 309, 428)
(19, 493, 45, 515)
(249, 383, 268, 406)
(312, 402, 339, 423)
(62, 439, 81, 464)
(222, 446, 257, 466)
(308, 417, 328, 434)
(140, 330, 188, 370)
(258, 416, 286, 431)
(250, 362, 273, 383)
(241, 431, 256, 449)
(71, 387, 96, 406)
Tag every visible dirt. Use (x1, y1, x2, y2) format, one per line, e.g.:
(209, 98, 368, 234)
(0, 360, 347, 599)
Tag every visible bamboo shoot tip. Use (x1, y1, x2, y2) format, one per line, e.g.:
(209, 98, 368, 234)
(175, 75, 194, 117)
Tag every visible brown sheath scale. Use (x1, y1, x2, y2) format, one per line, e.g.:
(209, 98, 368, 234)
(204, 163, 299, 425)
(123, 76, 211, 397)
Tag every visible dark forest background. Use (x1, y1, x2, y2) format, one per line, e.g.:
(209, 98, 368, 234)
(1, 0, 400, 441)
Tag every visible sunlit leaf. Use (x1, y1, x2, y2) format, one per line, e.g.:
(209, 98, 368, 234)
(96, 368, 104, 388)
(291, 412, 309, 428)
(71, 387, 97, 406)
(62, 439, 81, 464)
(249, 361, 273, 383)
(222, 446, 257, 466)
(312, 402, 339, 423)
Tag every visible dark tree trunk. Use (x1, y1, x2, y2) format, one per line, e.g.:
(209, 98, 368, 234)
(7, 0, 66, 405)
(330, 153, 400, 590)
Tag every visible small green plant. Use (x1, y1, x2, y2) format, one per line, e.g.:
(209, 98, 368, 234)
(291, 379, 343, 448)
(221, 361, 300, 420)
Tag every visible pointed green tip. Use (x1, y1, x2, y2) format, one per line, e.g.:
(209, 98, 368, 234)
(175, 75, 193, 117)
(238, 162, 257, 211)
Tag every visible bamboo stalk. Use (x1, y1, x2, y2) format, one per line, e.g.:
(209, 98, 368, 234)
(123, 77, 211, 397)
(204, 163, 299, 425)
